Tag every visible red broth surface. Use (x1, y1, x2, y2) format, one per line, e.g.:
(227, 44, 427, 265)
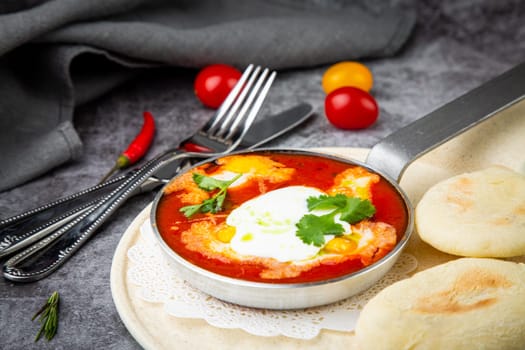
(155, 152, 408, 284)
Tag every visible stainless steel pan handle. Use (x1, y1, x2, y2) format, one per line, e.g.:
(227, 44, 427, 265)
(367, 61, 525, 182)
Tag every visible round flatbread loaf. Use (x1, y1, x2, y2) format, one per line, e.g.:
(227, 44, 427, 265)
(415, 166, 525, 257)
(355, 258, 525, 350)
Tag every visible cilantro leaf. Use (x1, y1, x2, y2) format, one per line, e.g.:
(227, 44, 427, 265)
(306, 194, 348, 211)
(192, 173, 232, 191)
(339, 197, 376, 223)
(296, 213, 345, 247)
(296, 193, 377, 246)
(180, 173, 242, 217)
(198, 198, 219, 214)
(179, 204, 203, 217)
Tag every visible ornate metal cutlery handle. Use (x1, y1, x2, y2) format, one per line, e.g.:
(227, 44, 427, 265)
(0, 161, 181, 259)
(3, 149, 191, 282)
(0, 175, 127, 258)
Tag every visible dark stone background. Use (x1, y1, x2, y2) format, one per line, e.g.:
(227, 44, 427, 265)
(1, 1, 524, 349)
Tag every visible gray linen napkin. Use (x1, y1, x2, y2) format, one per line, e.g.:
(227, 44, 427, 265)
(0, 0, 415, 191)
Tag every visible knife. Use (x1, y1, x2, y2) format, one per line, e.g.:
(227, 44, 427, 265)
(154, 102, 313, 183)
(0, 103, 314, 259)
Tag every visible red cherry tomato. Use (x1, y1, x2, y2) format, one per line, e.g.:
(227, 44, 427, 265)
(324, 86, 379, 130)
(194, 64, 242, 108)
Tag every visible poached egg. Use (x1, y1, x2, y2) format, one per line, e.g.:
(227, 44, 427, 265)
(226, 186, 350, 262)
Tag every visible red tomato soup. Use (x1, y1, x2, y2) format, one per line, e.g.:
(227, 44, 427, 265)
(155, 152, 408, 284)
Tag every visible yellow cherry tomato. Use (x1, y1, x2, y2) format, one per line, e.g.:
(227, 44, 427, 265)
(322, 61, 373, 94)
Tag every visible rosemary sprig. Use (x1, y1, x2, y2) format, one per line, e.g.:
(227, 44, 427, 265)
(32, 291, 59, 342)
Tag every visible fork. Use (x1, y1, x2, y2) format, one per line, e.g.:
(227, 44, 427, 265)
(0, 64, 271, 259)
(3, 64, 276, 282)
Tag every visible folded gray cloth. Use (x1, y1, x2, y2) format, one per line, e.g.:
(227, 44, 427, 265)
(0, 0, 415, 192)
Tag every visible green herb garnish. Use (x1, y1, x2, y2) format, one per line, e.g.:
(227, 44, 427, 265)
(296, 213, 346, 246)
(32, 291, 59, 342)
(180, 173, 242, 217)
(296, 194, 376, 247)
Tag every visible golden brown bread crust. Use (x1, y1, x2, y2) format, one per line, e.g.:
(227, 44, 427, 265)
(355, 258, 525, 350)
(415, 166, 525, 257)
(413, 267, 512, 314)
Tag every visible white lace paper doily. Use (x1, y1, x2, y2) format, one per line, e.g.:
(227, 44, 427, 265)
(127, 220, 417, 340)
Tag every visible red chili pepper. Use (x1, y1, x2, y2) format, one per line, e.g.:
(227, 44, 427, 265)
(182, 142, 213, 153)
(100, 111, 156, 183)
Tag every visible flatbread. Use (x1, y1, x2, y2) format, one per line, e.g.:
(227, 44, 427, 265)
(354, 258, 525, 350)
(415, 166, 525, 257)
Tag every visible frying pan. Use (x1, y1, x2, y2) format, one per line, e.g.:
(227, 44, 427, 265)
(150, 62, 525, 309)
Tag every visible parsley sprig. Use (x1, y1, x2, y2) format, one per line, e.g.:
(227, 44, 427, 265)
(296, 194, 376, 247)
(180, 173, 241, 217)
